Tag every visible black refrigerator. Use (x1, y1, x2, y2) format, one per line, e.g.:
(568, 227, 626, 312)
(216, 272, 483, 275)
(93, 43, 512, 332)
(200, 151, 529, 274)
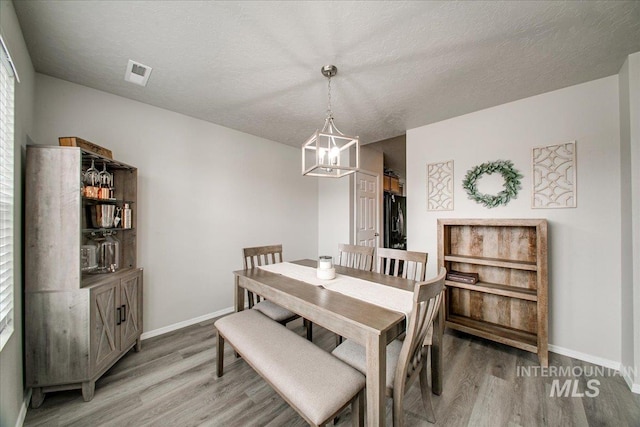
(384, 193, 406, 249)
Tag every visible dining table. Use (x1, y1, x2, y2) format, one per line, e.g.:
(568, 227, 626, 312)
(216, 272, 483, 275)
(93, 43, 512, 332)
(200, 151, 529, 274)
(233, 259, 444, 427)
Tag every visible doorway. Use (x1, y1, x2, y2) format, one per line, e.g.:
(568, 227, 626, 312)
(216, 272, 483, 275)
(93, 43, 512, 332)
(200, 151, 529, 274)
(353, 171, 380, 248)
(364, 134, 407, 250)
(384, 191, 406, 249)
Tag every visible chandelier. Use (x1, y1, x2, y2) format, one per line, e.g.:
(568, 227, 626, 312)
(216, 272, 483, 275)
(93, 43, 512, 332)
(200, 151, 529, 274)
(302, 65, 359, 178)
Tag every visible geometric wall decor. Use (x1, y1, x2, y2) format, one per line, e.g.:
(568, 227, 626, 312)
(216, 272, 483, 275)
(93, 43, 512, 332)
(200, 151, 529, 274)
(532, 141, 576, 208)
(427, 160, 454, 211)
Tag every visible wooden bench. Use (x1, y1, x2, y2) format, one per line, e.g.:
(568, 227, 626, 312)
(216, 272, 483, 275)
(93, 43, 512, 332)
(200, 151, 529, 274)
(215, 309, 365, 426)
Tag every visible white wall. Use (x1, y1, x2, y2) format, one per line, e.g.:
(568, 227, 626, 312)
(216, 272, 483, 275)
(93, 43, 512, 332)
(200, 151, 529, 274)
(318, 177, 350, 261)
(619, 52, 640, 390)
(407, 76, 622, 364)
(0, 1, 35, 426)
(33, 74, 318, 333)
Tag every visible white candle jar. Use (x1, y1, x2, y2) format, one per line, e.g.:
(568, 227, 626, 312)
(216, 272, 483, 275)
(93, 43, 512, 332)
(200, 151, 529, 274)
(317, 255, 336, 280)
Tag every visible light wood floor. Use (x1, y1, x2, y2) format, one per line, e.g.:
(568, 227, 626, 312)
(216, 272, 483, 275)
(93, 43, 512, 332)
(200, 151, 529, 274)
(24, 317, 640, 426)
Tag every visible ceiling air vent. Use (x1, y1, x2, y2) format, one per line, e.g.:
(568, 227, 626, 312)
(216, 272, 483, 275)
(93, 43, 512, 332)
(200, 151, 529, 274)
(124, 59, 152, 86)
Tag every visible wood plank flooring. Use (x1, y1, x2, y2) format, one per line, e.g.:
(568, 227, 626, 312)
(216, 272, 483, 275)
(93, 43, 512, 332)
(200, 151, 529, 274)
(24, 317, 640, 426)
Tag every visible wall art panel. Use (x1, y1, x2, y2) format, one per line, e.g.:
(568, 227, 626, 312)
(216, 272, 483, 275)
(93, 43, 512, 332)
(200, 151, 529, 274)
(532, 141, 576, 208)
(427, 160, 454, 211)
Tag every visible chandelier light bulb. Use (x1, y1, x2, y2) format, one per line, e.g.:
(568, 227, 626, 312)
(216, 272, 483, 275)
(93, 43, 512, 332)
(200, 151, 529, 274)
(330, 146, 340, 165)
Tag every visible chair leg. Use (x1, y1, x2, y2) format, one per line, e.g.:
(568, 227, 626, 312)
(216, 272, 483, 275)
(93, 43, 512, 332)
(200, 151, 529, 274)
(392, 392, 405, 427)
(352, 389, 364, 427)
(419, 350, 436, 423)
(216, 332, 224, 377)
(306, 320, 313, 341)
(247, 291, 254, 309)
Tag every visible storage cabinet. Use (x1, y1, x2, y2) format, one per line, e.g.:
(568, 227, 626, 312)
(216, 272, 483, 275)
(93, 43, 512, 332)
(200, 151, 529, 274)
(88, 269, 142, 386)
(438, 219, 548, 366)
(25, 145, 143, 408)
(383, 174, 402, 195)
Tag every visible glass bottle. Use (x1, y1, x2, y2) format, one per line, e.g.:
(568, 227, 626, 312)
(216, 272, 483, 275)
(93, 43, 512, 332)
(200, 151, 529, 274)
(122, 203, 132, 229)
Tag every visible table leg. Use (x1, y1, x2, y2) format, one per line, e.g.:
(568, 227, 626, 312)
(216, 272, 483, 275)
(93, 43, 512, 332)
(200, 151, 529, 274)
(431, 302, 444, 395)
(366, 333, 386, 427)
(235, 276, 245, 312)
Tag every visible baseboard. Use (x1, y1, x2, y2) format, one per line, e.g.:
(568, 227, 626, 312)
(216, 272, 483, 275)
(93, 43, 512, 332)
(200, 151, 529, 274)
(622, 366, 640, 394)
(16, 388, 31, 427)
(533, 345, 640, 394)
(549, 344, 621, 371)
(141, 306, 235, 340)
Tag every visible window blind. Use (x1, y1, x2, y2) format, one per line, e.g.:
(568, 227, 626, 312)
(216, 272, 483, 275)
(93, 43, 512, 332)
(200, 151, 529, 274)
(0, 34, 16, 350)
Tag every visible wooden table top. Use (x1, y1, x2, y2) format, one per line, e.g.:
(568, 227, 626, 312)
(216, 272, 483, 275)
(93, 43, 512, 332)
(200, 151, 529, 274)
(233, 259, 414, 336)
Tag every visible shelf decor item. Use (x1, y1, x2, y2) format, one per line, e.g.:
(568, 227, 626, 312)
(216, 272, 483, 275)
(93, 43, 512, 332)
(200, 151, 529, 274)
(427, 160, 454, 211)
(438, 218, 548, 367)
(462, 160, 522, 208)
(532, 141, 576, 208)
(445, 270, 479, 284)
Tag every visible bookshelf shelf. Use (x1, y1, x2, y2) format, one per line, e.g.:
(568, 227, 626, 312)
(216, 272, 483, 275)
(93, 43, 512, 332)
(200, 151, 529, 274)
(443, 254, 538, 271)
(444, 280, 538, 301)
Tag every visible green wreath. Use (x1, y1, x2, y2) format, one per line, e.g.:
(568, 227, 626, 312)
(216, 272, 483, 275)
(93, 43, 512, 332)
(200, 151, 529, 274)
(462, 160, 522, 208)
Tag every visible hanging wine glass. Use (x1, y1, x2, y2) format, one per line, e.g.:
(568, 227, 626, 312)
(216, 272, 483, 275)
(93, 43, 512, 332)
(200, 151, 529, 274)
(98, 162, 111, 187)
(98, 162, 113, 199)
(84, 159, 99, 187)
(83, 159, 100, 198)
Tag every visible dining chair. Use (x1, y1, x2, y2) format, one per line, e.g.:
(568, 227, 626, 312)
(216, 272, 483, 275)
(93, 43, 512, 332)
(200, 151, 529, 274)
(334, 243, 376, 346)
(337, 243, 375, 271)
(332, 267, 446, 426)
(242, 244, 312, 341)
(377, 247, 428, 281)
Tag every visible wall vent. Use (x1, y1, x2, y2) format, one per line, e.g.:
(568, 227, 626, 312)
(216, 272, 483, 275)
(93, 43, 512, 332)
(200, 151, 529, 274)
(124, 59, 152, 86)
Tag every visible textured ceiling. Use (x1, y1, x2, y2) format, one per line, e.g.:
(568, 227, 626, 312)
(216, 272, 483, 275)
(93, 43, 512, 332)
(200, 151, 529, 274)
(13, 1, 640, 148)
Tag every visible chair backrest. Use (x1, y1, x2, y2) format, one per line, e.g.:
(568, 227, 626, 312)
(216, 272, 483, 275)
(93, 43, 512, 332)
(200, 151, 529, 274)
(243, 244, 283, 269)
(337, 243, 375, 271)
(393, 267, 446, 397)
(377, 248, 428, 281)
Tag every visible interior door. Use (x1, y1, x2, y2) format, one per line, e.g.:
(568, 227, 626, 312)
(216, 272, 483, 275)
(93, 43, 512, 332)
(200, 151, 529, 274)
(354, 171, 380, 248)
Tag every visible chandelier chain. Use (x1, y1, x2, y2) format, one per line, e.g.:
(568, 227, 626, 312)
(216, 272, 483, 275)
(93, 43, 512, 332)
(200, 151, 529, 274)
(327, 75, 332, 118)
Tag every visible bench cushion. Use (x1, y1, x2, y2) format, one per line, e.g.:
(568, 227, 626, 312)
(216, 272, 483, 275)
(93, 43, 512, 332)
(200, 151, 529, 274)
(215, 310, 365, 425)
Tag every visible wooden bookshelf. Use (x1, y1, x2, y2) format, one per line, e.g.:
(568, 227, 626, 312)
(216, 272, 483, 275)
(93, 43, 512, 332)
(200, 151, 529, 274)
(438, 219, 548, 367)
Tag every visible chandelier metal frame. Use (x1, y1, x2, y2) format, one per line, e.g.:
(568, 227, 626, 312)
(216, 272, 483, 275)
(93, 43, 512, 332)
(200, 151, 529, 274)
(302, 65, 360, 178)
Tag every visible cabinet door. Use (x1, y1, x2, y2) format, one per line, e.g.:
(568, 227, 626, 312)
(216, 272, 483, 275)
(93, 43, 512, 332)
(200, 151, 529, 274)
(120, 271, 142, 350)
(90, 281, 121, 375)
